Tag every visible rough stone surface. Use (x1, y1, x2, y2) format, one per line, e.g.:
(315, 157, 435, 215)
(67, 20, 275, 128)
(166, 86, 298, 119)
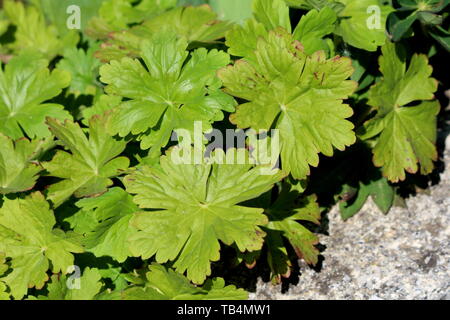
(250, 117, 450, 300)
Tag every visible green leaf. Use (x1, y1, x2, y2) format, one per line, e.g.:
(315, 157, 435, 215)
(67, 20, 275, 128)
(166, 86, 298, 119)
(293, 6, 337, 54)
(33, 0, 105, 33)
(178, 0, 208, 5)
(40, 267, 103, 300)
(3, 0, 78, 59)
(339, 176, 394, 220)
(110, 264, 247, 300)
(0, 135, 48, 194)
(219, 30, 357, 180)
(100, 34, 235, 154)
(398, 0, 450, 12)
(74, 188, 139, 263)
(284, 0, 315, 9)
(361, 42, 440, 182)
(388, 11, 418, 42)
(210, 0, 253, 24)
(94, 5, 232, 61)
(334, 0, 393, 51)
(429, 25, 450, 52)
(43, 116, 129, 207)
(224, 0, 294, 59)
(124, 147, 286, 284)
(265, 194, 321, 283)
(0, 192, 84, 299)
(0, 281, 9, 300)
(57, 46, 101, 95)
(252, 0, 292, 32)
(0, 254, 10, 300)
(99, 0, 177, 30)
(141, 5, 233, 42)
(81, 95, 122, 125)
(225, 18, 269, 58)
(0, 52, 72, 139)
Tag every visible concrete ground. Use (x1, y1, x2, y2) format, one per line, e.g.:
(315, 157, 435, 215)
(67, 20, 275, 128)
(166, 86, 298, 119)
(250, 116, 450, 300)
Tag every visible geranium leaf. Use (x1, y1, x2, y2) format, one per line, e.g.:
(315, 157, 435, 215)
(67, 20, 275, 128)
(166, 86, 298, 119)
(0, 52, 71, 139)
(0, 134, 51, 194)
(0, 193, 84, 299)
(219, 30, 357, 179)
(361, 42, 440, 182)
(43, 115, 129, 207)
(124, 147, 286, 284)
(100, 34, 235, 154)
(105, 264, 247, 300)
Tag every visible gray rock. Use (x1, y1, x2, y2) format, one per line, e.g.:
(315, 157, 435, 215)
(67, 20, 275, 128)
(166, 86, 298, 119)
(250, 118, 450, 300)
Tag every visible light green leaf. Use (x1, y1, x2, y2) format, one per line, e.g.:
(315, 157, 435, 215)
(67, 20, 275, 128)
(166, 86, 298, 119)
(293, 7, 337, 54)
(43, 116, 129, 207)
(100, 34, 235, 154)
(0, 135, 50, 194)
(361, 42, 440, 182)
(334, 0, 393, 51)
(219, 30, 357, 179)
(57, 46, 101, 95)
(0, 13, 8, 37)
(81, 95, 122, 125)
(0, 193, 84, 299)
(0, 52, 72, 139)
(32, 0, 105, 33)
(224, 0, 292, 59)
(124, 148, 286, 284)
(98, 0, 177, 30)
(4, 0, 78, 59)
(210, 0, 253, 24)
(94, 5, 232, 61)
(0, 281, 9, 300)
(111, 264, 247, 300)
(140, 5, 232, 43)
(225, 18, 268, 58)
(40, 267, 103, 300)
(253, 0, 292, 32)
(0, 254, 9, 300)
(74, 188, 138, 263)
(265, 194, 321, 282)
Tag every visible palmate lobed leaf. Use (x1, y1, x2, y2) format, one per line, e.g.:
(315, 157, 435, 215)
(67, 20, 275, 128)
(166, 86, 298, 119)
(100, 33, 235, 156)
(293, 6, 337, 55)
(94, 4, 232, 61)
(226, 0, 337, 57)
(57, 46, 102, 95)
(360, 41, 440, 182)
(250, 183, 322, 283)
(0, 52, 72, 140)
(96, 0, 177, 32)
(334, 0, 393, 51)
(67, 188, 139, 263)
(339, 176, 395, 220)
(3, 0, 78, 59)
(0, 253, 9, 300)
(220, 29, 357, 180)
(31, 0, 105, 34)
(43, 115, 129, 207)
(102, 264, 247, 300)
(0, 193, 84, 299)
(35, 267, 103, 301)
(124, 147, 286, 284)
(0, 134, 50, 194)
